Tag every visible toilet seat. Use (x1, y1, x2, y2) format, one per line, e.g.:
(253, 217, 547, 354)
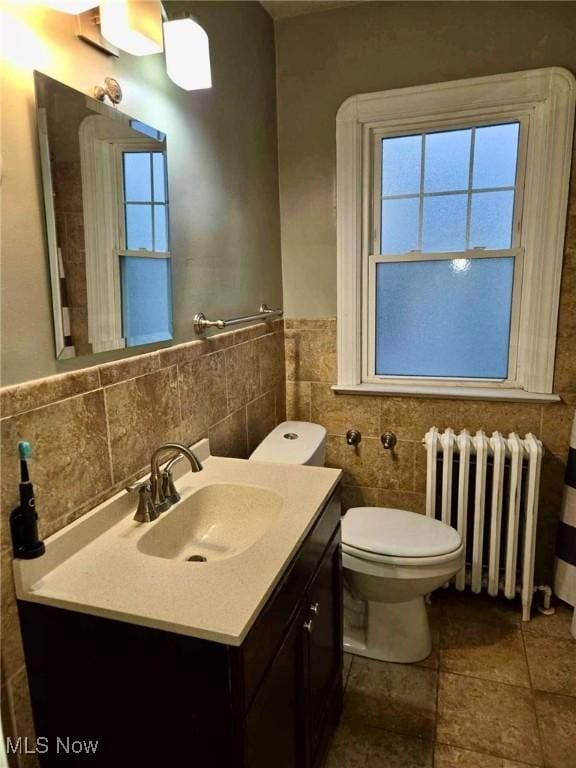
(342, 540, 465, 568)
(342, 506, 461, 559)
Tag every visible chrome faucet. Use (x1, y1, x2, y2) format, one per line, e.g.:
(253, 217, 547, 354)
(134, 443, 203, 523)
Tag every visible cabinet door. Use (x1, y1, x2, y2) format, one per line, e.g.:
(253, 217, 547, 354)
(305, 533, 343, 763)
(244, 604, 307, 768)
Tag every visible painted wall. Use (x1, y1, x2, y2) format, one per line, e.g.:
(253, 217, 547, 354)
(276, 1, 576, 586)
(275, 0, 576, 316)
(0, 1, 282, 386)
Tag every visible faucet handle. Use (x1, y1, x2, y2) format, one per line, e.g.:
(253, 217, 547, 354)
(134, 483, 159, 523)
(161, 468, 180, 505)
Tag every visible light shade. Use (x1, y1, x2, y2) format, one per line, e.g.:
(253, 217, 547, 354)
(100, 0, 163, 56)
(43, 0, 96, 13)
(164, 18, 211, 91)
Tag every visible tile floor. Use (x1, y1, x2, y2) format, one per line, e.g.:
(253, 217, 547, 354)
(325, 590, 576, 768)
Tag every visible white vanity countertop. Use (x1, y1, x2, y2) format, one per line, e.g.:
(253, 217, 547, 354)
(13, 446, 341, 646)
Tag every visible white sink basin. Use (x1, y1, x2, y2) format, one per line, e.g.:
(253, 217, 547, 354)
(137, 482, 283, 562)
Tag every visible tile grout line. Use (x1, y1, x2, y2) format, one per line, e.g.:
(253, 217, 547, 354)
(520, 626, 547, 765)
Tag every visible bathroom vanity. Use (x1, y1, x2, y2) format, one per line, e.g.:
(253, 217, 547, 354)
(14, 446, 343, 768)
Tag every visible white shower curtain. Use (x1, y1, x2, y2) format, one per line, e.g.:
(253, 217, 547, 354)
(553, 410, 576, 638)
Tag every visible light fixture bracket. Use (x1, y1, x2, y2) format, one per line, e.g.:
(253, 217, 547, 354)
(93, 77, 123, 105)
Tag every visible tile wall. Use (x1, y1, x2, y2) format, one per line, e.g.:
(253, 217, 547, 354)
(0, 319, 285, 768)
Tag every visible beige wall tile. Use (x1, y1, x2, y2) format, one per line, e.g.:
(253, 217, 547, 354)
(286, 381, 311, 421)
(209, 408, 248, 459)
(274, 384, 287, 425)
(247, 392, 276, 454)
(311, 383, 380, 437)
(378, 489, 426, 514)
(326, 436, 382, 487)
(534, 691, 576, 768)
(233, 322, 268, 344)
(259, 332, 286, 392)
(99, 353, 160, 387)
(158, 339, 203, 369)
(285, 329, 336, 382)
(179, 352, 227, 443)
(226, 341, 260, 412)
(105, 368, 180, 481)
(285, 318, 337, 331)
(1, 391, 111, 544)
(341, 484, 379, 512)
(0, 370, 101, 419)
(380, 440, 415, 491)
(541, 395, 576, 456)
(1, 556, 25, 680)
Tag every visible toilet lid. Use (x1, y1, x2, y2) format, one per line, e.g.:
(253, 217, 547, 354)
(342, 507, 461, 558)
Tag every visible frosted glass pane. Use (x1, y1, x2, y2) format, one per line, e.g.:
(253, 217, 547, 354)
(124, 153, 151, 202)
(422, 194, 467, 252)
(424, 129, 471, 193)
(126, 204, 153, 250)
(470, 191, 515, 249)
(153, 153, 167, 203)
(154, 206, 168, 252)
(381, 135, 421, 196)
(375, 258, 514, 378)
(121, 256, 173, 347)
(473, 123, 519, 189)
(381, 197, 419, 254)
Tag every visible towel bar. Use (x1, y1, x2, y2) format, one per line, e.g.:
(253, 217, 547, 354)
(193, 303, 283, 335)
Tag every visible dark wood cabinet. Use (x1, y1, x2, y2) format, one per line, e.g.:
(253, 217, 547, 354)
(18, 489, 343, 768)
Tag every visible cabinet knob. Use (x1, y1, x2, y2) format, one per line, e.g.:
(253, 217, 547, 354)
(303, 619, 314, 633)
(309, 602, 320, 615)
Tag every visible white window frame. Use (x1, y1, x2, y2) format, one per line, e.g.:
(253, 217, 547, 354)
(79, 116, 171, 352)
(335, 68, 575, 402)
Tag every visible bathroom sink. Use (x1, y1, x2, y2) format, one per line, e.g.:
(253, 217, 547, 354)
(137, 482, 283, 562)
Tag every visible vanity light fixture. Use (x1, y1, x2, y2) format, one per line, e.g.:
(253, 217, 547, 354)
(99, 0, 163, 56)
(43, 0, 96, 13)
(163, 17, 212, 91)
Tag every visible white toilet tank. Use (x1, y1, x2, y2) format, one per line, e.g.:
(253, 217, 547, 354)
(249, 421, 327, 466)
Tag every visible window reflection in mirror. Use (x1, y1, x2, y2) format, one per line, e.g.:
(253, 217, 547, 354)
(34, 71, 173, 360)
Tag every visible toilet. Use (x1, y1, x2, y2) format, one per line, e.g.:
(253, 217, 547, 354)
(250, 421, 464, 663)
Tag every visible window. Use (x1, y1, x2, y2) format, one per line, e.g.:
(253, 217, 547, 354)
(336, 69, 575, 400)
(119, 150, 172, 346)
(79, 116, 173, 352)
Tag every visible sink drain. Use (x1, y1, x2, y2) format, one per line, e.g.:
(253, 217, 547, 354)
(186, 554, 207, 562)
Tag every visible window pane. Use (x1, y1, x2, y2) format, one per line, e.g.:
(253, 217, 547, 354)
(153, 153, 167, 203)
(470, 191, 515, 249)
(424, 129, 471, 193)
(473, 123, 519, 189)
(375, 258, 514, 378)
(121, 256, 173, 346)
(381, 135, 421, 196)
(126, 204, 153, 250)
(154, 206, 169, 252)
(381, 197, 419, 254)
(422, 194, 467, 252)
(123, 153, 151, 202)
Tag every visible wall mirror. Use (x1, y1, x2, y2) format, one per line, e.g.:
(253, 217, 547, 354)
(34, 71, 173, 359)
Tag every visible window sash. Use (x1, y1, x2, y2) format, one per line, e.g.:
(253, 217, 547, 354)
(363, 247, 524, 386)
(371, 115, 529, 258)
(363, 113, 529, 387)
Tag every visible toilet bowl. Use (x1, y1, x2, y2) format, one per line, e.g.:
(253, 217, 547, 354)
(249, 422, 464, 664)
(342, 507, 464, 663)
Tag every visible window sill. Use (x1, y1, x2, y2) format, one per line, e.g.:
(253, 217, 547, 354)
(331, 382, 560, 403)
